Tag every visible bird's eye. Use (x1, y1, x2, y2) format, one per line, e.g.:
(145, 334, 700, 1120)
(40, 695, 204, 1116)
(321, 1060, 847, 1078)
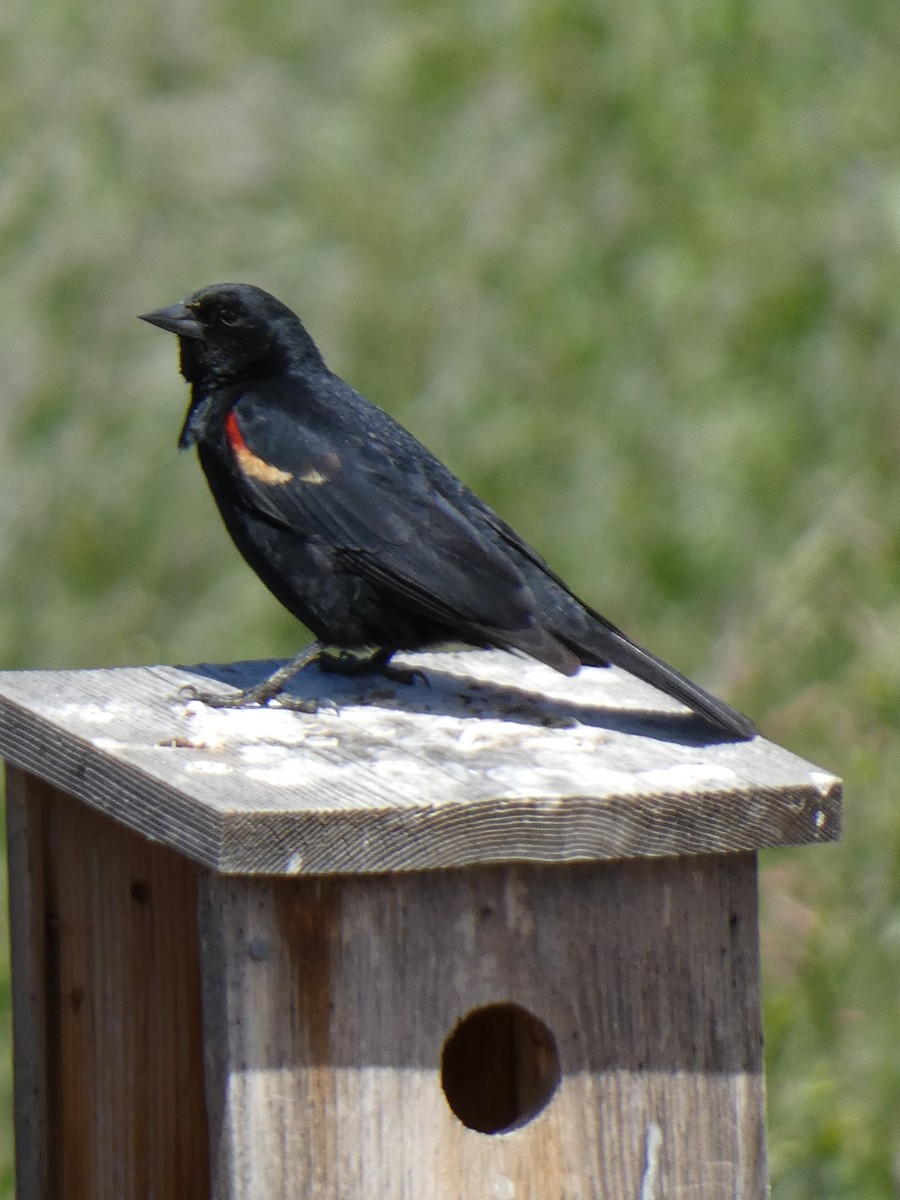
(219, 310, 240, 328)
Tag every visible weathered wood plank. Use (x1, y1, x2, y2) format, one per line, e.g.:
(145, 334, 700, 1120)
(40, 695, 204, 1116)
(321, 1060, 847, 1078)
(197, 856, 767, 1199)
(0, 652, 841, 874)
(6, 773, 209, 1200)
(5, 767, 50, 1200)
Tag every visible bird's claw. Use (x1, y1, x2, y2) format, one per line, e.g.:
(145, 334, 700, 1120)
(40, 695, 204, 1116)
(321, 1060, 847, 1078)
(380, 663, 429, 688)
(273, 695, 338, 714)
(177, 682, 334, 715)
(316, 652, 427, 688)
(178, 683, 263, 709)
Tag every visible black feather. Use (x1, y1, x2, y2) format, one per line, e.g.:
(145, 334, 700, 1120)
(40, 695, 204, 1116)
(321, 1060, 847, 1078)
(140, 283, 755, 739)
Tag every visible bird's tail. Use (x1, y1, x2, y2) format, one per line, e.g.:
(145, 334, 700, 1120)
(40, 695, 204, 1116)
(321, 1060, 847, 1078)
(564, 611, 755, 740)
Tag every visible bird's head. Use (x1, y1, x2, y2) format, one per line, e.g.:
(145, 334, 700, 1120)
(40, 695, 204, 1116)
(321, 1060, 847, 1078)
(139, 282, 324, 386)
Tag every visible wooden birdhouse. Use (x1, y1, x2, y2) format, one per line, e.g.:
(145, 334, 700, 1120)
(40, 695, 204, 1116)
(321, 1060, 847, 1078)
(0, 651, 841, 1199)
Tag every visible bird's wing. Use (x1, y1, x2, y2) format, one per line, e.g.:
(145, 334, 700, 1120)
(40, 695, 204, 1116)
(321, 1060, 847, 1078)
(221, 382, 540, 636)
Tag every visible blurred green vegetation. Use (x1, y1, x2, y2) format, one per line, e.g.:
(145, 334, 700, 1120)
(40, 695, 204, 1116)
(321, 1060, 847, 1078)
(1, 0, 899, 1192)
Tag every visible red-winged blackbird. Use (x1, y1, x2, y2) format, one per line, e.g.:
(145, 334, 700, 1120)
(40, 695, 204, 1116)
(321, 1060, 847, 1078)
(140, 283, 754, 738)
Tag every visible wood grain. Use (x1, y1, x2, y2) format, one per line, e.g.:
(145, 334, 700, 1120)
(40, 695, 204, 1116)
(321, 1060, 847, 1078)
(5, 766, 50, 1200)
(0, 653, 842, 875)
(198, 855, 767, 1199)
(5, 769, 209, 1200)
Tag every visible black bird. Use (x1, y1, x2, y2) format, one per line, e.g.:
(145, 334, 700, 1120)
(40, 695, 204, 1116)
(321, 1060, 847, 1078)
(140, 283, 754, 738)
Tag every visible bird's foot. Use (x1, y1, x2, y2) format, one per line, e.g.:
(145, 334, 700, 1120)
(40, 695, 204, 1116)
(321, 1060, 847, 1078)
(318, 651, 428, 688)
(177, 682, 320, 713)
(175, 645, 426, 713)
(178, 643, 327, 711)
(379, 662, 429, 688)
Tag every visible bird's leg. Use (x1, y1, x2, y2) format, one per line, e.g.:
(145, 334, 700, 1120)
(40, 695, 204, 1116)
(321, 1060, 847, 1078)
(178, 644, 428, 712)
(318, 647, 428, 688)
(179, 643, 325, 711)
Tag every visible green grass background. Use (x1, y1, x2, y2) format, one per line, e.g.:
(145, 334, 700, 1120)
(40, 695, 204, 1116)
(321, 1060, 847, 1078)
(2, 0, 900, 1192)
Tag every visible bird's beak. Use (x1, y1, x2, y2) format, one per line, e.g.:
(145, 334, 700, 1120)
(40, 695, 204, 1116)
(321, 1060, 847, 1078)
(138, 302, 204, 339)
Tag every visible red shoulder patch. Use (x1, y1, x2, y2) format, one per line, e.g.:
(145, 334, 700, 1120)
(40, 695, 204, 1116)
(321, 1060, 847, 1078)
(225, 411, 249, 454)
(224, 411, 293, 486)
